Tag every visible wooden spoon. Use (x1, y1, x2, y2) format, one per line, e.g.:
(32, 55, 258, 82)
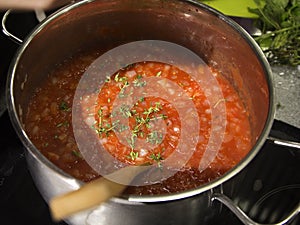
(50, 165, 148, 221)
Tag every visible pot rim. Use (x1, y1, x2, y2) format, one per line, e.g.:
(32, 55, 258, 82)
(6, 0, 275, 203)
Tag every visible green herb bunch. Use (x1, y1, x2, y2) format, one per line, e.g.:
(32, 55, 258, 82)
(249, 0, 300, 66)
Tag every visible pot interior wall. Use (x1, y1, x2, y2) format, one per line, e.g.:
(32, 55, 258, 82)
(12, 0, 269, 151)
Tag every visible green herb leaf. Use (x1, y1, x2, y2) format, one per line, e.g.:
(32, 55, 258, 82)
(149, 152, 163, 162)
(149, 152, 164, 168)
(59, 101, 70, 111)
(147, 131, 163, 145)
(56, 121, 69, 128)
(133, 75, 147, 87)
(128, 150, 139, 160)
(72, 150, 82, 158)
(156, 71, 162, 77)
(250, 0, 300, 66)
(119, 104, 133, 118)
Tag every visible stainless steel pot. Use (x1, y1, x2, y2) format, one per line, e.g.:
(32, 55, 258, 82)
(3, 0, 299, 224)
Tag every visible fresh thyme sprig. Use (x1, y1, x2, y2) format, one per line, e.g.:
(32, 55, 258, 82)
(95, 70, 167, 163)
(128, 102, 164, 145)
(128, 150, 139, 160)
(147, 130, 164, 145)
(133, 74, 147, 87)
(149, 152, 164, 168)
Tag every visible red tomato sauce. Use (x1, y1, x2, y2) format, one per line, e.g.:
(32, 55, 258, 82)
(25, 52, 251, 195)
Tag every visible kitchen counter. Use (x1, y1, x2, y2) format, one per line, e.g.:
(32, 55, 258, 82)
(272, 65, 300, 129)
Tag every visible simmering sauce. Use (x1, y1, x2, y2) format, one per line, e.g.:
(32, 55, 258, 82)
(25, 51, 252, 195)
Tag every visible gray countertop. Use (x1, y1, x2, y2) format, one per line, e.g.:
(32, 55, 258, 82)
(272, 65, 300, 129)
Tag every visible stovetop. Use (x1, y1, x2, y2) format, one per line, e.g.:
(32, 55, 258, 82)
(0, 10, 299, 225)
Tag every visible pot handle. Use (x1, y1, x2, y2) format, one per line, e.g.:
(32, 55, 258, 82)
(267, 136, 300, 150)
(1, 9, 46, 45)
(1, 10, 23, 44)
(212, 193, 300, 225)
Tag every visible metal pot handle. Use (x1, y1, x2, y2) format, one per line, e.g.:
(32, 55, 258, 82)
(267, 136, 300, 150)
(212, 193, 300, 225)
(212, 136, 300, 225)
(2, 0, 76, 42)
(2, 10, 23, 44)
(2, 9, 46, 44)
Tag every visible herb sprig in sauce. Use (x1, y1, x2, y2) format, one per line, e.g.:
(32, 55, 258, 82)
(94, 71, 168, 166)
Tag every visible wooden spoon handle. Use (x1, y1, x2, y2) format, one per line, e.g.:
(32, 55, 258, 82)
(49, 165, 148, 221)
(50, 177, 125, 221)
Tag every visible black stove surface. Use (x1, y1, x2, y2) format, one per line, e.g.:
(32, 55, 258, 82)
(0, 112, 65, 225)
(0, 10, 299, 225)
